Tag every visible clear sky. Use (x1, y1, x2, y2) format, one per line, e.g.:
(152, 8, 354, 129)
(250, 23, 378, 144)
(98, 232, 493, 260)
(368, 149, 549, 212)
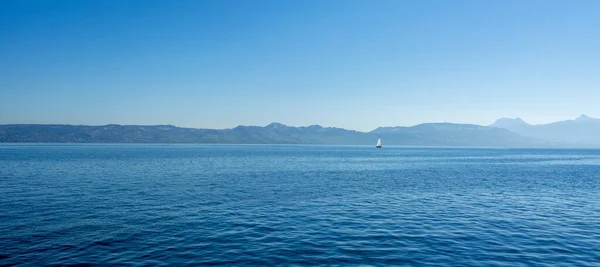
(1, 0, 599, 131)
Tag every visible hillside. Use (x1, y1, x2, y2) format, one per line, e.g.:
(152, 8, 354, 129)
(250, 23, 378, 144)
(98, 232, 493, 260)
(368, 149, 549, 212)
(1, 123, 548, 147)
(490, 115, 600, 146)
(371, 123, 548, 147)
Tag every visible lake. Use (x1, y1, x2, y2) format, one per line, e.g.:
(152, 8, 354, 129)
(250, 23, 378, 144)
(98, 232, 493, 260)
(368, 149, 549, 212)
(1, 144, 600, 265)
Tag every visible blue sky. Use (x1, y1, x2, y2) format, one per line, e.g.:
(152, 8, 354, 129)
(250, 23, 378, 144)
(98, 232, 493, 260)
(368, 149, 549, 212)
(1, 0, 599, 131)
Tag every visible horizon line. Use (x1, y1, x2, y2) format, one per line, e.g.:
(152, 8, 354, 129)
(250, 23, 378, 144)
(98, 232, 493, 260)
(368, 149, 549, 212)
(1, 113, 597, 132)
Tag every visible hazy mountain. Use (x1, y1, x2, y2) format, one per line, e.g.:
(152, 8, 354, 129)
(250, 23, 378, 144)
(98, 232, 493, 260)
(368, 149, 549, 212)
(490, 117, 530, 128)
(221, 123, 368, 145)
(0, 124, 221, 143)
(0, 123, 369, 145)
(1, 122, 547, 147)
(371, 123, 547, 147)
(490, 115, 600, 146)
(574, 114, 600, 122)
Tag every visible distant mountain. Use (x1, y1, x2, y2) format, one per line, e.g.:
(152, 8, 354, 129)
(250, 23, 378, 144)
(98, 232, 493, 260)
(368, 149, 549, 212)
(490, 117, 530, 128)
(371, 123, 547, 147)
(0, 124, 369, 145)
(574, 114, 600, 122)
(490, 115, 600, 146)
(0, 124, 222, 143)
(223, 123, 368, 144)
(0, 123, 548, 147)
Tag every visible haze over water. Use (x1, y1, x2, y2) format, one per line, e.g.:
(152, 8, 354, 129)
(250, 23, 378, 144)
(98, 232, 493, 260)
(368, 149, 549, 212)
(2, 144, 600, 265)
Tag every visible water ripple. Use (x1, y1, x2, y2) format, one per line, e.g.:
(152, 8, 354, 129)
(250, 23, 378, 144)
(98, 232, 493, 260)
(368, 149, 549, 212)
(1, 145, 600, 266)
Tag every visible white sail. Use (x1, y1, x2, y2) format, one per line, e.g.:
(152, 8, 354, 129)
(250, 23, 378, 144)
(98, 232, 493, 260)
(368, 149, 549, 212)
(376, 137, 381, 147)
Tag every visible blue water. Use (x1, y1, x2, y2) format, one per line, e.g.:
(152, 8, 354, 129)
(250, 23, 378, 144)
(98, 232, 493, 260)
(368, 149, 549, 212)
(1, 144, 600, 266)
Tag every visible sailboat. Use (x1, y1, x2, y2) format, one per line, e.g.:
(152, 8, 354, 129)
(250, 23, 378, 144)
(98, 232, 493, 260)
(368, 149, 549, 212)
(376, 137, 382, 148)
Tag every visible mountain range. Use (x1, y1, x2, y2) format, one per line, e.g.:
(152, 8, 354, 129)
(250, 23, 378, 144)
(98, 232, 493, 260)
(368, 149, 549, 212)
(1, 115, 599, 147)
(489, 114, 600, 146)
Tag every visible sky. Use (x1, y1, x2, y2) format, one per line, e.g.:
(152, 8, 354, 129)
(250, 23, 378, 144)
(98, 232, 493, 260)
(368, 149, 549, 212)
(1, 0, 599, 131)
